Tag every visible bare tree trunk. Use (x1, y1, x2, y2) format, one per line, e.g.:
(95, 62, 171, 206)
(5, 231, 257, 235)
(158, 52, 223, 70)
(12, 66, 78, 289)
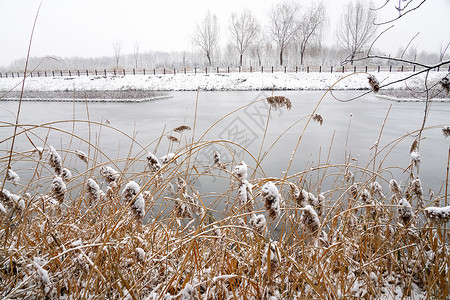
(207, 53, 212, 66)
(280, 49, 283, 66)
(239, 54, 243, 67)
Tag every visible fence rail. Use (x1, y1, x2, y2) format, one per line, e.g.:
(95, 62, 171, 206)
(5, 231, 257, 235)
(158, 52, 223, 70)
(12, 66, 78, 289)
(0, 64, 449, 79)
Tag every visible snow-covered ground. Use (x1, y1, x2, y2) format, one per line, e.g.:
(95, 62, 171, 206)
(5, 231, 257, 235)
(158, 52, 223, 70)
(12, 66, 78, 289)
(0, 71, 446, 92)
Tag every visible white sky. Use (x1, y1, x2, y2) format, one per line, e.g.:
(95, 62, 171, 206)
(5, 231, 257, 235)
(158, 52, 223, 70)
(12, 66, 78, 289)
(0, 0, 449, 67)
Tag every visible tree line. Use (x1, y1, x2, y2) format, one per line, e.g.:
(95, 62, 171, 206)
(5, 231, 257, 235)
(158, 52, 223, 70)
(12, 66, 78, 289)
(2, 0, 448, 72)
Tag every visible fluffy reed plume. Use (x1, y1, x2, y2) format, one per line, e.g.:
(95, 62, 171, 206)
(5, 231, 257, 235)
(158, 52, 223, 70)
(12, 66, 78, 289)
(61, 168, 72, 182)
(213, 150, 226, 169)
(424, 206, 450, 224)
(51, 176, 66, 204)
(135, 247, 146, 263)
(182, 193, 204, 217)
(370, 181, 385, 200)
(249, 214, 267, 235)
(265, 96, 292, 110)
(0, 189, 24, 213)
(48, 146, 62, 175)
(316, 193, 325, 217)
(173, 125, 191, 133)
(177, 177, 187, 194)
(6, 167, 20, 186)
(410, 151, 420, 169)
(440, 77, 449, 95)
(262, 181, 281, 219)
(237, 180, 253, 208)
(86, 178, 102, 204)
(350, 183, 358, 199)
(122, 181, 145, 221)
(312, 113, 324, 125)
(166, 135, 179, 143)
(398, 198, 414, 226)
(389, 179, 403, 200)
(367, 74, 380, 93)
(174, 198, 192, 218)
(232, 161, 248, 183)
(100, 166, 119, 186)
(74, 150, 88, 164)
(344, 166, 354, 182)
(147, 152, 163, 181)
(300, 205, 321, 235)
(410, 178, 424, 207)
(443, 126, 450, 138)
(262, 242, 280, 273)
(161, 153, 176, 165)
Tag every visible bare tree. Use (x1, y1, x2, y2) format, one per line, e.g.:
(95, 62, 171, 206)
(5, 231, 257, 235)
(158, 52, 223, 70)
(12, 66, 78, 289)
(133, 41, 140, 70)
(268, 2, 299, 66)
(295, 2, 326, 65)
(193, 11, 219, 66)
(251, 33, 266, 67)
(112, 41, 122, 70)
(337, 0, 377, 64)
(229, 9, 260, 66)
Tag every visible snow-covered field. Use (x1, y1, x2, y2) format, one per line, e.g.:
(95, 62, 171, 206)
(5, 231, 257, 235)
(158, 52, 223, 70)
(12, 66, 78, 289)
(0, 71, 446, 93)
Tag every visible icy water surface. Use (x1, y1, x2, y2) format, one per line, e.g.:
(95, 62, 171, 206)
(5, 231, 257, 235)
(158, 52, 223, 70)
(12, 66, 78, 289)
(1, 90, 449, 210)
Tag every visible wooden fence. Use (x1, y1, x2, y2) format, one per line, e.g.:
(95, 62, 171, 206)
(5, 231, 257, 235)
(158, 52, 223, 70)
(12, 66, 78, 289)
(0, 64, 448, 79)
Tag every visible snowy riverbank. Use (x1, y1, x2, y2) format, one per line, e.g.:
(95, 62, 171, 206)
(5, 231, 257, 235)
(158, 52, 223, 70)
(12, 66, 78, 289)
(0, 71, 446, 93)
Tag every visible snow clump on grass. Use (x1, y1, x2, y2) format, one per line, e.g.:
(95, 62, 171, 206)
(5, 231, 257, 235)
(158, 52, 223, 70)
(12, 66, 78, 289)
(122, 181, 145, 222)
(262, 181, 281, 220)
(6, 168, 20, 186)
(48, 146, 62, 175)
(51, 176, 66, 204)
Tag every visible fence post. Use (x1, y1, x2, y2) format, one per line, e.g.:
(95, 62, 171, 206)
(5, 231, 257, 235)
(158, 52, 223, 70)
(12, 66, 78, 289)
(174, 68, 176, 75)
(143, 68, 146, 75)
(239, 66, 241, 73)
(133, 69, 135, 75)
(163, 68, 165, 75)
(342, 66, 345, 73)
(0, 73, 2, 78)
(262, 66, 264, 73)
(123, 69, 125, 76)
(250, 66, 252, 73)
(365, 66, 367, 72)
(284, 66, 286, 73)
(354, 66, 356, 73)
(206, 67, 208, 74)
(413, 65, 416, 72)
(113, 69, 116, 76)
(104, 69, 106, 76)
(319, 66, 321, 73)
(377, 65, 380, 72)
(95, 70, 97, 76)
(184, 68, 186, 74)
(195, 67, 197, 74)
(307, 66, 309, 73)
(52, 71, 54, 77)
(401, 65, 404, 72)
(154, 69, 156, 75)
(85, 70, 88, 76)
(437, 66, 440, 72)
(12, 72, 14, 78)
(77, 70, 79, 76)
(390, 65, 392, 72)
(44, 71, 47, 77)
(217, 67, 219, 73)
(330, 66, 333, 73)
(271, 66, 274, 73)
(61, 71, 63, 77)
(38, 72, 40, 77)
(228, 66, 230, 73)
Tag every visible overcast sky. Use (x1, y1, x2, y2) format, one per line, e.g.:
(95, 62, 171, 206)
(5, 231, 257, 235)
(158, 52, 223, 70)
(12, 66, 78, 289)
(0, 0, 449, 68)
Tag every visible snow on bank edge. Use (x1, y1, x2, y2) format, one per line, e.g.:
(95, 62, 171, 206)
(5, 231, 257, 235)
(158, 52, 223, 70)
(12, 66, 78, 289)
(0, 71, 446, 92)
